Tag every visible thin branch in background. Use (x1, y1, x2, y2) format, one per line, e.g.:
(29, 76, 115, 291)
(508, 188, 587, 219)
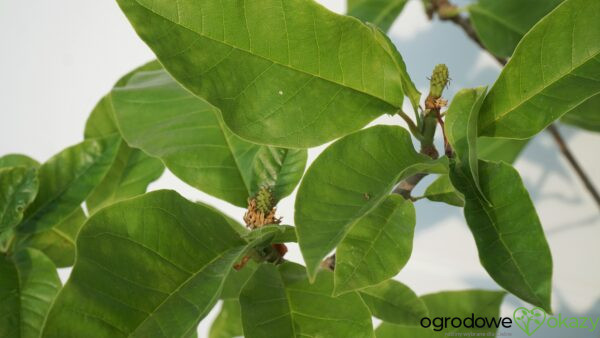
(547, 125, 600, 209)
(431, 0, 600, 210)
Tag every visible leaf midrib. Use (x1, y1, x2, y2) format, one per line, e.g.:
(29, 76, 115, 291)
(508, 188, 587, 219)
(461, 168, 543, 306)
(129, 247, 239, 336)
(336, 198, 404, 293)
(481, 18, 600, 131)
(132, 0, 400, 108)
(20, 140, 116, 232)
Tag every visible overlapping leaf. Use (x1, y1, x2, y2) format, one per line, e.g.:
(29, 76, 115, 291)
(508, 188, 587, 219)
(359, 280, 427, 326)
(116, 0, 414, 148)
(239, 262, 373, 338)
(0, 154, 40, 169)
(16, 207, 86, 268)
(210, 261, 260, 338)
(335, 195, 415, 295)
(42, 190, 254, 337)
(348, 0, 408, 33)
(84, 94, 164, 214)
(295, 125, 447, 280)
(209, 300, 244, 338)
(477, 137, 530, 163)
(112, 69, 307, 207)
(424, 174, 464, 207)
(445, 87, 488, 201)
(18, 136, 119, 234)
(478, 0, 600, 139)
(0, 167, 39, 232)
(561, 93, 600, 132)
(469, 0, 563, 58)
(376, 290, 506, 337)
(447, 88, 552, 311)
(0, 248, 61, 338)
(450, 161, 553, 311)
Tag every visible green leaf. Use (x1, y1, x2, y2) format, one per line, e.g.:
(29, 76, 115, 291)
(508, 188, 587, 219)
(424, 174, 464, 207)
(220, 261, 260, 301)
(478, 0, 600, 139)
(209, 299, 244, 338)
(116, 0, 411, 148)
(348, 0, 408, 33)
(112, 69, 307, 207)
(84, 95, 165, 214)
(18, 136, 120, 234)
(424, 136, 529, 208)
(375, 290, 506, 337)
(445, 87, 488, 202)
(469, 0, 564, 58)
(477, 137, 530, 163)
(450, 161, 552, 311)
(0, 248, 62, 338)
(359, 280, 428, 326)
(42, 190, 252, 337)
(0, 167, 39, 233)
(370, 24, 422, 115)
(335, 195, 415, 295)
(242, 225, 297, 245)
(0, 154, 40, 169)
(561, 93, 600, 132)
(83, 95, 121, 140)
(239, 262, 373, 338)
(295, 125, 447, 279)
(16, 207, 86, 268)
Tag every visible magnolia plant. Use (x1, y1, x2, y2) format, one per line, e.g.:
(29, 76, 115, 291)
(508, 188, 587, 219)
(1, 0, 598, 337)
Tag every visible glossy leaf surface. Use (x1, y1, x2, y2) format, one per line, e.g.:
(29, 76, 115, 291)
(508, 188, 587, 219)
(335, 195, 415, 294)
(478, 0, 600, 139)
(116, 0, 412, 147)
(16, 207, 86, 268)
(112, 69, 307, 207)
(359, 279, 427, 326)
(376, 290, 506, 337)
(561, 93, 600, 132)
(477, 137, 530, 163)
(239, 262, 373, 338)
(295, 125, 447, 279)
(445, 87, 488, 201)
(0, 154, 39, 169)
(84, 94, 165, 213)
(19, 137, 120, 234)
(209, 300, 244, 338)
(424, 174, 464, 207)
(0, 248, 61, 338)
(0, 167, 39, 232)
(348, 0, 408, 33)
(469, 0, 563, 58)
(450, 161, 552, 311)
(42, 190, 249, 337)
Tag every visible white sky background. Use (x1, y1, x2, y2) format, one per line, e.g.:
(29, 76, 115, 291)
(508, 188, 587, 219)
(1, 1, 599, 337)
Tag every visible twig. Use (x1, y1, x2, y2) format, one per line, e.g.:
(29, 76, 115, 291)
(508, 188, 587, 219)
(432, 0, 600, 210)
(394, 65, 448, 198)
(547, 125, 600, 209)
(396, 109, 423, 140)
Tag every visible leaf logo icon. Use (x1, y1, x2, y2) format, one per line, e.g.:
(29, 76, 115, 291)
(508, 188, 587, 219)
(513, 307, 546, 336)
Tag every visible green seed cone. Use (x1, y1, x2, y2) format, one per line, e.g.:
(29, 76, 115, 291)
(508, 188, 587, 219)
(429, 64, 449, 98)
(256, 186, 275, 213)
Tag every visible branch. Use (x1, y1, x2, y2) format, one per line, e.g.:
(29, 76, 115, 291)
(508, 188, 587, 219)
(547, 125, 600, 209)
(393, 65, 449, 198)
(432, 0, 600, 210)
